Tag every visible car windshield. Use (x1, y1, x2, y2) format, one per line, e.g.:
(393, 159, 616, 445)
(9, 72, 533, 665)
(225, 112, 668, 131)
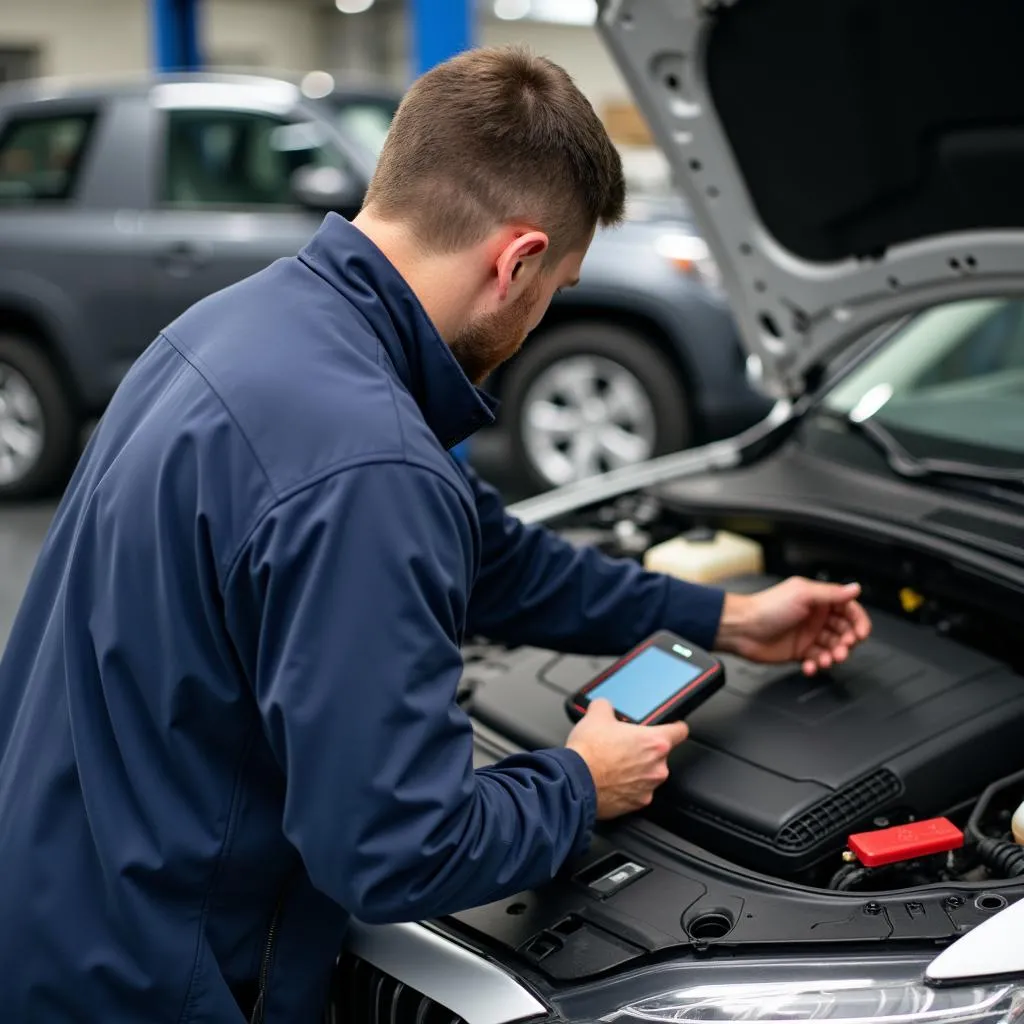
(821, 298, 1024, 472)
(328, 97, 396, 160)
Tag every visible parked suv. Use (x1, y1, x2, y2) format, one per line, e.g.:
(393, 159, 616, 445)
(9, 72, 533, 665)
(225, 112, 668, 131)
(0, 72, 768, 499)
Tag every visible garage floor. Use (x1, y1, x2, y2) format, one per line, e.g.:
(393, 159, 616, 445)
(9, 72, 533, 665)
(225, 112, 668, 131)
(0, 434, 521, 652)
(0, 502, 54, 649)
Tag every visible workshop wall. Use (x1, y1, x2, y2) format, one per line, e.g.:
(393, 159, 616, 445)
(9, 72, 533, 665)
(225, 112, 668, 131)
(479, 18, 629, 112)
(203, 0, 320, 72)
(0, 0, 632, 109)
(0, 0, 319, 81)
(0, 0, 148, 78)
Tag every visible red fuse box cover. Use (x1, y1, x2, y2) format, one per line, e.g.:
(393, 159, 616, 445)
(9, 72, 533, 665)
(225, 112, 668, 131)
(848, 818, 964, 868)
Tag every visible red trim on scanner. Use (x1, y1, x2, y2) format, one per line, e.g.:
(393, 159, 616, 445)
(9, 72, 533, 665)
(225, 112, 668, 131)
(571, 637, 717, 725)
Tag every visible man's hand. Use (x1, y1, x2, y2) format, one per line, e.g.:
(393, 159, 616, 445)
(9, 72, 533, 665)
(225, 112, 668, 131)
(566, 699, 689, 820)
(715, 577, 872, 676)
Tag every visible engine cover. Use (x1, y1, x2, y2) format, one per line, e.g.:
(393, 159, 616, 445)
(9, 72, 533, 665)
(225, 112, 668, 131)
(464, 575, 1024, 877)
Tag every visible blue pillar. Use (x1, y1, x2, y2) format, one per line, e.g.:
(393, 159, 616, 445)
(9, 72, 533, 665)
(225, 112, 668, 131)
(411, 0, 474, 76)
(151, 0, 202, 73)
(412, 0, 475, 462)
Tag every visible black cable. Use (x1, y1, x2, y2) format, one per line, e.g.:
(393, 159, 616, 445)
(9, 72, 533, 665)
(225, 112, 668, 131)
(829, 863, 873, 891)
(966, 770, 1024, 839)
(967, 767, 1024, 842)
(964, 768, 1024, 880)
(975, 838, 1024, 878)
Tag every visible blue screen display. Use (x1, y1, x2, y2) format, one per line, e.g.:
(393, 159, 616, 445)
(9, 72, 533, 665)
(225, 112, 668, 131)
(588, 646, 702, 721)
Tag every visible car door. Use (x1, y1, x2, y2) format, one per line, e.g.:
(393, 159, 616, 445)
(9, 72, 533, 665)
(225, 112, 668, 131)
(135, 86, 364, 344)
(0, 94, 158, 407)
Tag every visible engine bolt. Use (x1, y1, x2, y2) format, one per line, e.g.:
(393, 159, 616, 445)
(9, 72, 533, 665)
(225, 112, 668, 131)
(864, 902, 882, 915)
(944, 895, 965, 910)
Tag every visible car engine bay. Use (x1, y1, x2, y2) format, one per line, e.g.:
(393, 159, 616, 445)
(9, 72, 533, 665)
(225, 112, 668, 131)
(464, 579, 1024, 892)
(440, 468, 1024, 978)
(448, 459, 1024, 978)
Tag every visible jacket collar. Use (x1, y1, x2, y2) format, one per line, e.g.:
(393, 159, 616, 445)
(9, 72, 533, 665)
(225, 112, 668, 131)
(299, 213, 497, 450)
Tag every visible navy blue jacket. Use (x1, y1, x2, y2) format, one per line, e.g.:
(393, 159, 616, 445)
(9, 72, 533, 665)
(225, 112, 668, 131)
(0, 214, 723, 1022)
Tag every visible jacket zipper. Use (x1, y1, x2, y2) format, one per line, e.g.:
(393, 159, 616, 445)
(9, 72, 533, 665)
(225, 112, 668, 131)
(249, 892, 286, 1024)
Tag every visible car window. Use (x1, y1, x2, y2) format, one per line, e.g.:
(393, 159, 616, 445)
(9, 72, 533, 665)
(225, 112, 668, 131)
(163, 108, 348, 208)
(0, 111, 95, 204)
(823, 297, 1024, 467)
(331, 100, 395, 160)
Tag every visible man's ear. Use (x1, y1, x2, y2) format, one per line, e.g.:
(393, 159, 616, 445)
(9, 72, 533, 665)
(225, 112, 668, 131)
(496, 230, 549, 300)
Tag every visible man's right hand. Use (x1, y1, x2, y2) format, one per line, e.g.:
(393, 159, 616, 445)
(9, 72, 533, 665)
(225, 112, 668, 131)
(565, 699, 689, 820)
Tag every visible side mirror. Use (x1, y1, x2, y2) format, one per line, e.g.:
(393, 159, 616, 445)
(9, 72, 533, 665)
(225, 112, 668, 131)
(290, 164, 365, 216)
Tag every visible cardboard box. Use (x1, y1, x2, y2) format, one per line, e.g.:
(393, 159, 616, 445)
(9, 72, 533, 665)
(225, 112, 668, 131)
(602, 101, 654, 147)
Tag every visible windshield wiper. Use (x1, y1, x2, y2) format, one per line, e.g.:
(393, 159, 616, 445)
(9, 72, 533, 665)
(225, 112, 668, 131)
(846, 414, 1024, 489)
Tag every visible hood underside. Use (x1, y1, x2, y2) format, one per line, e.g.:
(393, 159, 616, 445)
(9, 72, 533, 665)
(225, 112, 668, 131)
(598, 0, 1024, 397)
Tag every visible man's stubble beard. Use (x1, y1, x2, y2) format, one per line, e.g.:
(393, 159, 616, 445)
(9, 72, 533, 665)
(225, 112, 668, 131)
(449, 276, 544, 385)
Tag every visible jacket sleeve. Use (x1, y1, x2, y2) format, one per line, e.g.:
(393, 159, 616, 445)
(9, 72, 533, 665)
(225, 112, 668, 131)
(462, 463, 725, 655)
(223, 461, 596, 925)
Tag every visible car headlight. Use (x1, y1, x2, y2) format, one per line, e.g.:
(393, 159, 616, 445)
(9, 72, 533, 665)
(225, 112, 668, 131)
(610, 979, 1019, 1024)
(555, 957, 1024, 1024)
(655, 232, 723, 294)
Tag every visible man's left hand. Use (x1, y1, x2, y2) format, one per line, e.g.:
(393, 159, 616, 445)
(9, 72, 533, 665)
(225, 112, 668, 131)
(714, 577, 872, 676)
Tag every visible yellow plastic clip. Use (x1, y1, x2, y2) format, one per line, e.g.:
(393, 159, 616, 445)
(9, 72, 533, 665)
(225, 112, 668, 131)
(899, 587, 925, 614)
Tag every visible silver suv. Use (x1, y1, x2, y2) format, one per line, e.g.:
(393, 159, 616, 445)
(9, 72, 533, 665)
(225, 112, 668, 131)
(0, 72, 768, 499)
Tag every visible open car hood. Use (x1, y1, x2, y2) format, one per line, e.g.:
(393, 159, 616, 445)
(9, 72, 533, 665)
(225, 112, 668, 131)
(598, 0, 1024, 398)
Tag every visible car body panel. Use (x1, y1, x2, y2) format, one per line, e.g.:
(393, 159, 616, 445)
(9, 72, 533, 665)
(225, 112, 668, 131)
(346, 921, 548, 1023)
(597, 0, 1024, 398)
(927, 892, 1024, 983)
(77, 94, 156, 211)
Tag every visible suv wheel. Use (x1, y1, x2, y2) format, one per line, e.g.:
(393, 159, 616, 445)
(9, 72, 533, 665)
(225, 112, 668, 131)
(502, 323, 692, 491)
(0, 335, 77, 501)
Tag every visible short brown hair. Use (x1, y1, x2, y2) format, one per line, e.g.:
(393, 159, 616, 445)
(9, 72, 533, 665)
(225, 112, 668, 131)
(363, 45, 625, 260)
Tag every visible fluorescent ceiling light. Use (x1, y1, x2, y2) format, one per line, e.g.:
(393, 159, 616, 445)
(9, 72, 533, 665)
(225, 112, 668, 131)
(336, 0, 374, 12)
(494, 0, 530, 19)
(527, 0, 596, 25)
(301, 71, 335, 99)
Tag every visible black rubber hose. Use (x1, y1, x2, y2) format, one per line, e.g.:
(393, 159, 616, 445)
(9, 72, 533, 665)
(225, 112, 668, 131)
(830, 864, 873, 891)
(967, 767, 1024, 842)
(975, 837, 1024, 878)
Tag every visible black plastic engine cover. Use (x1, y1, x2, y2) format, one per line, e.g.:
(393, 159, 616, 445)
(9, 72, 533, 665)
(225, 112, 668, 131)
(464, 575, 1024, 877)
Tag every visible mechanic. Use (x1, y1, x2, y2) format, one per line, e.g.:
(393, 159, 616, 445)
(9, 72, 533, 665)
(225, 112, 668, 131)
(0, 46, 870, 1023)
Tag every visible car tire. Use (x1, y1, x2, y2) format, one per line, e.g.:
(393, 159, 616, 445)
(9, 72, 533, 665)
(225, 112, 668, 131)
(0, 335, 77, 501)
(501, 323, 692, 492)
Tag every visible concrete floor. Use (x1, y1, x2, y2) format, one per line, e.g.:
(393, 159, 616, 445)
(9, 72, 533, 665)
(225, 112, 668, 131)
(0, 433, 523, 653)
(0, 502, 55, 649)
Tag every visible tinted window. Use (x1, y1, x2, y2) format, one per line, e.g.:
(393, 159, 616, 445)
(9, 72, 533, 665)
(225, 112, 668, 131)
(163, 109, 347, 208)
(0, 111, 95, 203)
(823, 298, 1024, 468)
(331, 99, 395, 160)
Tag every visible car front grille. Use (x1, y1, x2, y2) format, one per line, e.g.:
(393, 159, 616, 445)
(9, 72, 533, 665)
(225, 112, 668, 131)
(326, 952, 465, 1024)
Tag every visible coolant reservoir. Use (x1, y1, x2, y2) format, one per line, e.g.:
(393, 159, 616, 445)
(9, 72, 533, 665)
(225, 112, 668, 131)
(1013, 800, 1024, 846)
(643, 528, 764, 584)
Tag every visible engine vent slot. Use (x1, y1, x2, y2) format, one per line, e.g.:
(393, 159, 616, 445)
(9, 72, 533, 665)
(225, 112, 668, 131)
(328, 953, 464, 1024)
(775, 769, 902, 852)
